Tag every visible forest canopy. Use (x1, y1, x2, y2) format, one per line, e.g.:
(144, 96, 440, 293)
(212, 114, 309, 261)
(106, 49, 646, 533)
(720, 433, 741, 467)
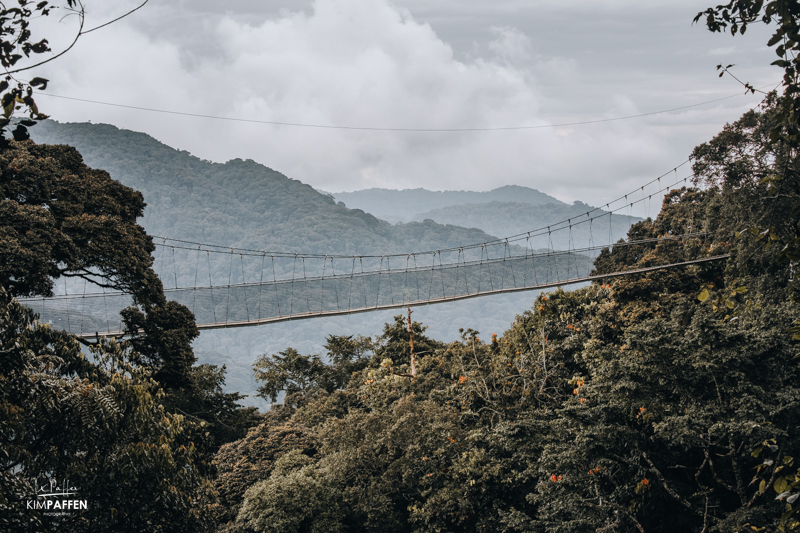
(209, 96, 800, 533)
(2, 1, 800, 531)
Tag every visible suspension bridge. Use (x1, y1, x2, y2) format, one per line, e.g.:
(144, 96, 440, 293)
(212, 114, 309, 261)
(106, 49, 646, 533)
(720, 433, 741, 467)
(19, 167, 726, 339)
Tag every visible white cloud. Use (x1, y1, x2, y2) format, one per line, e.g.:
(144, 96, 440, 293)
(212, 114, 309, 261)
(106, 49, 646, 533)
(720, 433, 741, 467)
(488, 26, 533, 65)
(33, 0, 773, 212)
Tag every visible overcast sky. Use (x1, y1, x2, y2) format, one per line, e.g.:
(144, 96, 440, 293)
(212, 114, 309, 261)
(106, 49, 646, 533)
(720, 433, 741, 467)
(30, 0, 778, 213)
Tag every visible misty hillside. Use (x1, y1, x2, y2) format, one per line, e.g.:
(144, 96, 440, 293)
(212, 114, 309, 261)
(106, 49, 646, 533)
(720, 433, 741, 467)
(412, 200, 639, 250)
(29, 121, 500, 256)
(332, 185, 565, 223)
(28, 120, 551, 408)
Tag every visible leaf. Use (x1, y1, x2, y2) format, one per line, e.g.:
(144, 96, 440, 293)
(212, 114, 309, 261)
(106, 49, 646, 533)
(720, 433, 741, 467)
(788, 493, 799, 504)
(11, 124, 28, 141)
(776, 478, 789, 493)
(735, 286, 748, 294)
(28, 77, 48, 89)
(698, 289, 710, 302)
(760, 479, 767, 493)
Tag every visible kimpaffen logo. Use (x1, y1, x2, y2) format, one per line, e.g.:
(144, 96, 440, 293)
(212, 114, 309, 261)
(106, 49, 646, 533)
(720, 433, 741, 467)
(26, 478, 88, 514)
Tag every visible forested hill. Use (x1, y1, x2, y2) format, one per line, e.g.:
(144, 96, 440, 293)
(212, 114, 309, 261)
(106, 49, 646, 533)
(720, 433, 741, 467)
(29, 120, 499, 255)
(412, 200, 638, 250)
(332, 185, 566, 223)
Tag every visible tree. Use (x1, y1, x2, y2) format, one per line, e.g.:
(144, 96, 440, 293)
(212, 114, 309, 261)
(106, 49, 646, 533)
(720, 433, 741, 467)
(696, 2, 800, 311)
(0, 288, 217, 532)
(211, 422, 318, 531)
(253, 335, 374, 409)
(0, 140, 157, 299)
(0, 138, 202, 388)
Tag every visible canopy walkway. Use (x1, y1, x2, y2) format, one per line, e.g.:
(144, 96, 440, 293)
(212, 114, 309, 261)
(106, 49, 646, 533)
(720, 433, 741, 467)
(18, 166, 724, 339)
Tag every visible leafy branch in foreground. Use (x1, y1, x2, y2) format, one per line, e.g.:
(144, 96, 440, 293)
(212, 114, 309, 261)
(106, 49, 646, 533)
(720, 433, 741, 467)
(0, 0, 149, 144)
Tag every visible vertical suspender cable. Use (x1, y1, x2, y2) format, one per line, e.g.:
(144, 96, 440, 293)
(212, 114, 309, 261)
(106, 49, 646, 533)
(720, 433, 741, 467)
(360, 257, 368, 308)
(375, 256, 383, 308)
(439, 251, 446, 298)
(290, 254, 297, 315)
(192, 243, 200, 316)
(332, 257, 341, 311)
(241, 254, 250, 321)
(272, 255, 281, 317)
(523, 235, 529, 288)
(486, 243, 495, 292)
(413, 253, 420, 301)
(80, 278, 87, 334)
(500, 241, 507, 290)
(302, 256, 311, 312)
(386, 255, 394, 305)
(428, 252, 435, 301)
(172, 246, 178, 290)
(225, 248, 233, 324)
(455, 248, 461, 296)
(348, 256, 356, 311)
(102, 283, 110, 335)
(477, 245, 484, 293)
(258, 252, 265, 321)
(321, 255, 328, 313)
(207, 251, 216, 323)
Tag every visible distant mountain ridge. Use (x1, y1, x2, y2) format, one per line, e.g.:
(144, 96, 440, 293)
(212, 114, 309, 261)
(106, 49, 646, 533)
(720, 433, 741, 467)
(333, 185, 565, 223)
(28, 121, 501, 257)
(412, 200, 639, 251)
(332, 187, 639, 251)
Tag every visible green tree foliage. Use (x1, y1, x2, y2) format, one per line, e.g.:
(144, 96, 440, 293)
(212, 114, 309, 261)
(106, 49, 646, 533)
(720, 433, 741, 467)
(212, 422, 318, 531)
(697, 3, 800, 343)
(254, 348, 336, 407)
(0, 288, 217, 532)
(0, 140, 157, 299)
(163, 363, 261, 456)
(252, 334, 375, 408)
(221, 100, 799, 532)
(0, 138, 204, 388)
(0, 117, 258, 533)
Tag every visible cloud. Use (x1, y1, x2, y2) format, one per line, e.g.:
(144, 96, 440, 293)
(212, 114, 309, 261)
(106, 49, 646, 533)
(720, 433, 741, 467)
(709, 46, 737, 56)
(35, 0, 771, 211)
(488, 26, 533, 65)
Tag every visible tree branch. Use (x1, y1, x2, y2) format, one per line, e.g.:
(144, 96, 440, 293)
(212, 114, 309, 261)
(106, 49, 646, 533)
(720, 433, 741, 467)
(82, 0, 148, 34)
(643, 451, 697, 513)
(5, 2, 85, 75)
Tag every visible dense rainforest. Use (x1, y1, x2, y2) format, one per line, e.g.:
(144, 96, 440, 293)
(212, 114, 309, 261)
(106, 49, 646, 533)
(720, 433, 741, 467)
(2, 91, 800, 532)
(207, 96, 800, 532)
(2, 0, 800, 527)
